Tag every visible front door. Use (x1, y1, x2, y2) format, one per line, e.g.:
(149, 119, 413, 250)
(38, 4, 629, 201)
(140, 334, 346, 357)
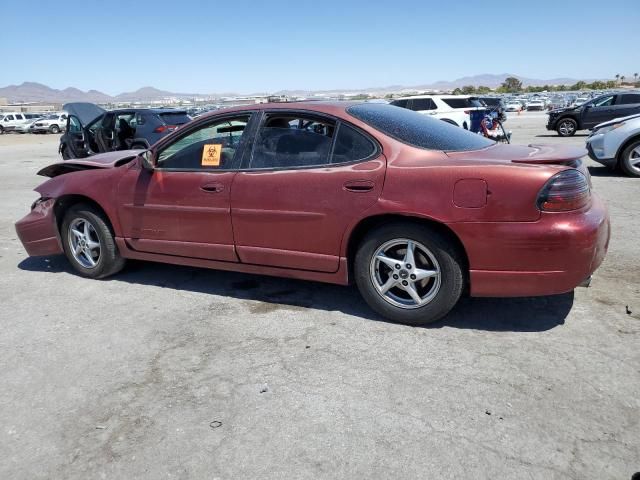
(582, 95, 615, 129)
(64, 115, 89, 158)
(115, 112, 256, 261)
(231, 111, 385, 272)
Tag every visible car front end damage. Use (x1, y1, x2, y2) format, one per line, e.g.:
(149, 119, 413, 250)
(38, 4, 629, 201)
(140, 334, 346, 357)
(15, 197, 63, 256)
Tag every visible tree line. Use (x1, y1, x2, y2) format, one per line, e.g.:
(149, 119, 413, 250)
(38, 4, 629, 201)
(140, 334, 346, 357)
(451, 75, 639, 95)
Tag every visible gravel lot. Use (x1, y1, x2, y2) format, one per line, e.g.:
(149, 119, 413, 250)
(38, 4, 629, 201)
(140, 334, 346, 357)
(1, 112, 638, 480)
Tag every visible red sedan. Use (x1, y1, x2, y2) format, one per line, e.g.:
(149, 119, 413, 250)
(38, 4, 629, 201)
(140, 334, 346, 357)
(15, 102, 610, 325)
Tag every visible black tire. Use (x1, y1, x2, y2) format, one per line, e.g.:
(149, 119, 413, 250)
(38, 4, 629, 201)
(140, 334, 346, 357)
(0, 125, 4, 134)
(619, 139, 640, 177)
(49, 125, 60, 134)
(556, 118, 577, 137)
(354, 223, 464, 325)
(61, 204, 125, 279)
(61, 146, 72, 160)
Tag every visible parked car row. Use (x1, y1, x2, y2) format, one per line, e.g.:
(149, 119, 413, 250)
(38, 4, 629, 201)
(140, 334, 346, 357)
(0, 111, 67, 134)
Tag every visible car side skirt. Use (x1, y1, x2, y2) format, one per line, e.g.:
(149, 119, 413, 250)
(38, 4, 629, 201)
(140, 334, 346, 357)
(115, 238, 350, 285)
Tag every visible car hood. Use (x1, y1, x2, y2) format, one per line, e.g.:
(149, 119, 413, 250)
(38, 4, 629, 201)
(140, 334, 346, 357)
(548, 105, 580, 115)
(446, 143, 586, 165)
(63, 102, 106, 126)
(38, 149, 143, 178)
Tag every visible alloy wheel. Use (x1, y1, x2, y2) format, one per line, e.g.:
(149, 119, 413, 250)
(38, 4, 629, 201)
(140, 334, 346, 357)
(369, 238, 441, 309)
(626, 146, 640, 176)
(558, 120, 576, 136)
(68, 218, 101, 268)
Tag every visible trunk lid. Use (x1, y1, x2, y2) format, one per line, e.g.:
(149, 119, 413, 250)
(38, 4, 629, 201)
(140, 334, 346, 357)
(446, 143, 586, 165)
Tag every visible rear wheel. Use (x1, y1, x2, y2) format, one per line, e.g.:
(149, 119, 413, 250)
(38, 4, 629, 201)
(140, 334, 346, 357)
(619, 140, 640, 177)
(49, 125, 60, 134)
(557, 118, 577, 137)
(354, 223, 464, 325)
(61, 204, 125, 279)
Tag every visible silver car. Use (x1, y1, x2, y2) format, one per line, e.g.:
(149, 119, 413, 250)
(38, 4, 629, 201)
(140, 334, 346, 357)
(586, 113, 640, 177)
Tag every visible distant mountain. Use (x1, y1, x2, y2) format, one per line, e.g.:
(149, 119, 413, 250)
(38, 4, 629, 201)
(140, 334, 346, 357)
(0, 82, 112, 103)
(115, 86, 200, 102)
(0, 74, 606, 104)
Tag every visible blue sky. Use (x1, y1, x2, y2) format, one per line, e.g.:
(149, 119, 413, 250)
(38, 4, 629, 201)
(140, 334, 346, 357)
(2, 0, 638, 94)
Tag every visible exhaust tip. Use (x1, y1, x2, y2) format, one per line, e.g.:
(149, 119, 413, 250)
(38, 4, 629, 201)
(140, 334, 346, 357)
(578, 276, 592, 288)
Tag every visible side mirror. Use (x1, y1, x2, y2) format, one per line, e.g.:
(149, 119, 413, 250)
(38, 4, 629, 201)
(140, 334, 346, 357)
(140, 150, 155, 171)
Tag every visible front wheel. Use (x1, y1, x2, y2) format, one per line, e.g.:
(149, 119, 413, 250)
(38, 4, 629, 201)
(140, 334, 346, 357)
(619, 140, 640, 177)
(61, 204, 125, 279)
(354, 223, 464, 325)
(556, 118, 577, 137)
(49, 125, 60, 134)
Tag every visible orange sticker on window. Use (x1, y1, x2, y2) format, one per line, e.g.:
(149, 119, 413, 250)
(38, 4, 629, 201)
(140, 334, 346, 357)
(201, 144, 222, 166)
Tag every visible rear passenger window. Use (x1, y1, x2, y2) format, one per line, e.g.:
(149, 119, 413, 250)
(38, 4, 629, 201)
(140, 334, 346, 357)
(332, 123, 377, 163)
(409, 98, 436, 111)
(250, 114, 335, 169)
(390, 99, 409, 109)
(619, 94, 640, 105)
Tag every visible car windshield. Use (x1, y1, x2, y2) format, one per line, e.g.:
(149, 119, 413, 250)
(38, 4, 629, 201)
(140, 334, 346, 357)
(347, 103, 494, 152)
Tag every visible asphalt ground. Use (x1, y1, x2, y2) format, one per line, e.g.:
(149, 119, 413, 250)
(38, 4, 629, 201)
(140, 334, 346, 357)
(0, 112, 638, 479)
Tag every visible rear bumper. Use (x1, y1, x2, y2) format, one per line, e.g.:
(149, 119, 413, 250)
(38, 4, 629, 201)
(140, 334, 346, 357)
(15, 199, 63, 256)
(449, 193, 610, 297)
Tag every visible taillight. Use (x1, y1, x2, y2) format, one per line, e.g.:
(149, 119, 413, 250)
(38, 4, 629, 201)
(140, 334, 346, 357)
(537, 169, 591, 212)
(464, 110, 470, 114)
(153, 125, 176, 133)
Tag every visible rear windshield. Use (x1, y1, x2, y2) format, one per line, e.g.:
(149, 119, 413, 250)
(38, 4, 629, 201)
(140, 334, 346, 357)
(347, 103, 494, 152)
(157, 112, 191, 125)
(442, 97, 484, 108)
(480, 98, 502, 106)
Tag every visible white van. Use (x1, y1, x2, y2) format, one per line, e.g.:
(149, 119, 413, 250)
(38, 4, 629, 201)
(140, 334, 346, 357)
(389, 95, 485, 129)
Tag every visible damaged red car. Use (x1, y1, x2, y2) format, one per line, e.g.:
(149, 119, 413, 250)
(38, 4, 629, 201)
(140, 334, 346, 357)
(15, 102, 610, 325)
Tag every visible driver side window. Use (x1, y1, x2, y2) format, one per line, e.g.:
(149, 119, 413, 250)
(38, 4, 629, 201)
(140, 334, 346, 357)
(157, 115, 251, 170)
(592, 96, 614, 107)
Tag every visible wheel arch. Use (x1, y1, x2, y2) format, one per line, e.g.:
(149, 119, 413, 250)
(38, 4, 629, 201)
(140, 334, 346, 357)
(345, 213, 469, 286)
(53, 194, 116, 237)
(440, 118, 458, 126)
(615, 132, 640, 165)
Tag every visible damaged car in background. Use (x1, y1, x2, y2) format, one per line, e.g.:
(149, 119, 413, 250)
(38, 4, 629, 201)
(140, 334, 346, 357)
(59, 102, 191, 159)
(16, 102, 610, 325)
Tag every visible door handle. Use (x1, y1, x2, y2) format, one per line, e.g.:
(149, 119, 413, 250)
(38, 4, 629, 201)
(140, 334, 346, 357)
(200, 182, 224, 193)
(343, 180, 374, 192)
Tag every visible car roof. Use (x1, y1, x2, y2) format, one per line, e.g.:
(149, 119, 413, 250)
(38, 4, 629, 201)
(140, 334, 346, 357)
(194, 101, 354, 121)
(393, 94, 473, 100)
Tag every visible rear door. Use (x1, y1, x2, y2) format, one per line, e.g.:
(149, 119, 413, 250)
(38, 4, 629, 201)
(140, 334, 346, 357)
(611, 93, 640, 119)
(230, 111, 385, 272)
(62, 115, 89, 158)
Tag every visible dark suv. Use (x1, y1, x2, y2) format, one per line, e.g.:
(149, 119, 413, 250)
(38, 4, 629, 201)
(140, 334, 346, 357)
(60, 102, 191, 159)
(547, 92, 640, 137)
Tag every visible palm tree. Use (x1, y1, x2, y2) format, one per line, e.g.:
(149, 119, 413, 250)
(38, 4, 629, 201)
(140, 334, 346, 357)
(621, 75, 626, 84)
(635, 73, 638, 84)
(615, 74, 620, 84)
